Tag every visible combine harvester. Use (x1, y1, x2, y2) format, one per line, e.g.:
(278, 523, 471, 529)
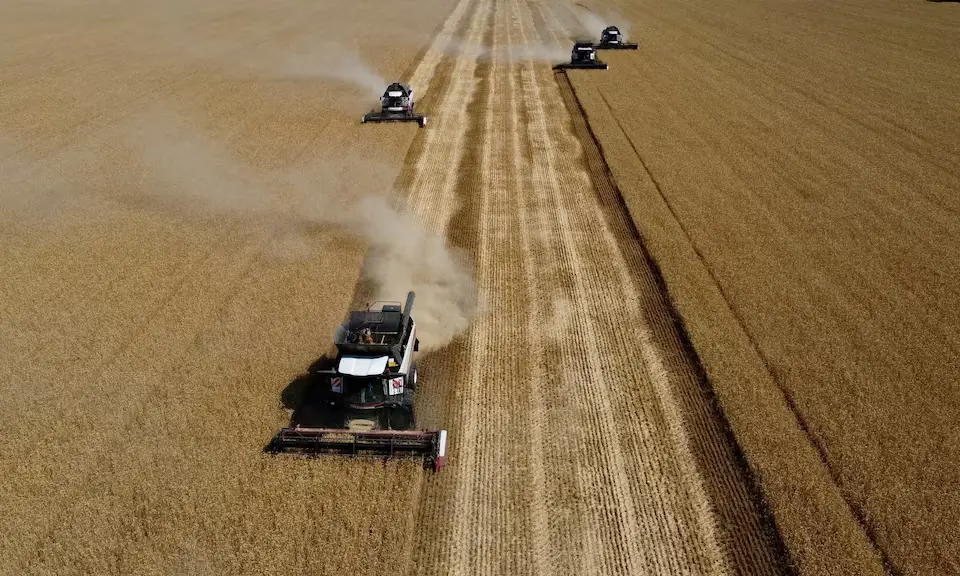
(553, 41, 609, 71)
(594, 25, 639, 50)
(267, 291, 448, 471)
(361, 82, 427, 127)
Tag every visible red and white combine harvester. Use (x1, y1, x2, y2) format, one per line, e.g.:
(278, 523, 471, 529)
(267, 291, 448, 471)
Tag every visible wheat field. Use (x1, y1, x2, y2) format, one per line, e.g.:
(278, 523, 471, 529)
(565, 0, 960, 573)
(3, 0, 956, 573)
(1, 0, 451, 572)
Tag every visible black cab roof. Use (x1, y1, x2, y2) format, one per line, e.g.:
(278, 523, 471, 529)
(385, 82, 412, 95)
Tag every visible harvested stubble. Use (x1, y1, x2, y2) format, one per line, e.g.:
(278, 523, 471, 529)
(384, 0, 787, 572)
(0, 0, 457, 573)
(566, 0, 960, 573)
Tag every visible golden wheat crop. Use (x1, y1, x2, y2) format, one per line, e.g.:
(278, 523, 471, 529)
(0, 0, 456, 573)
(12, 0, 939, 571)
(566, 0, 960, 573)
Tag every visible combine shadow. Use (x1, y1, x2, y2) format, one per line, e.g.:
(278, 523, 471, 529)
(263, 355, 341, 452)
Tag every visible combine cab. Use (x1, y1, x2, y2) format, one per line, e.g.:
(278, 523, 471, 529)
(361, 82, 427, 127)
(267, 291, 448, 471)
(595, 25, 639, 50)
(553, 41, 609, 70)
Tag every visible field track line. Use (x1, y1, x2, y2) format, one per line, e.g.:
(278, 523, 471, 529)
(398, 0, 786, 573)
(443, 3, 495, 573)
(502, 20, 554, 576)
(530, 3, 737, 572)
(512, 3, 661, 573)
(409, 0, 476, 99)
(501, 8, 592, 576)
(403, 0, 489, 235)
(539, 2, 793, 572)
(555, 72, 744, 572)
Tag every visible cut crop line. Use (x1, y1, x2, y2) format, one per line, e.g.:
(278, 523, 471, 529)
(534, 9, 734, 574)
(409, 0, 477, 102)
(405, 0, 489, 235)
(511, 2, 649, 574)
(433, 0, 494, 572)
(503, 12, 553, 576)
(481, 13, 509, 572)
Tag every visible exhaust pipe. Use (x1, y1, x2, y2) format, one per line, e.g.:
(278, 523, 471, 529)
(401, 291, 415, 329)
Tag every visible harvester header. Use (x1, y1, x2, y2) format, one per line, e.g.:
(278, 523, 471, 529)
(268, 427, 448, 471)
(553, 41, 609, 71)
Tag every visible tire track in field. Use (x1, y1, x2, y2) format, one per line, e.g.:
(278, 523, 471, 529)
(400, 0, 783, 573)
(402, 0, 492, 236)
(515, 0, 718, 571)
(500, 21, 553, 576)
(444, 4, 534, 573)
(517, 45, 654, 576)
(408, 0, 477, 102)
(536, 1, 789, 572)
(526, 1, 730, 568)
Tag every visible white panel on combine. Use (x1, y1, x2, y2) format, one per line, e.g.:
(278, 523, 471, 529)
(338, 355, 389, 376)
(331, 376, 343, 393)
(384, 377, 404, 395)
(388, 91, 403, 96)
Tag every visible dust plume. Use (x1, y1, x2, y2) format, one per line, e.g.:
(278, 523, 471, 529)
(350, 196, 477, 352)
(541, 0, 633, 42)
(503, 43, 570, 62)
(394, 28, 567, 64)
(0, 134, 113, 230)
(435, 39, 567, 65)
(125, 104, 477, 350)
(274, 43, 388, 101)
(571, 3, 610, 39)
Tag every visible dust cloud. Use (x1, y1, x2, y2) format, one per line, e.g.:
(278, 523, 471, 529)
(351, 196, 477, 352)
(0, 134, 114, 230)
(125, 104, 477, 350)
(413, 31, 569, 64)
(542, 0, 634, 42)
(274, 43, 388, 101)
